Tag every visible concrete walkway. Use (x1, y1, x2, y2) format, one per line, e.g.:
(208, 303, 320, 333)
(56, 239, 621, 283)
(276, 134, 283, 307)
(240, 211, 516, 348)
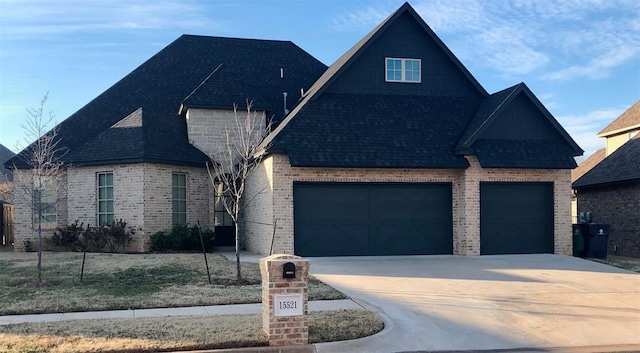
(0, 299, 362, 326)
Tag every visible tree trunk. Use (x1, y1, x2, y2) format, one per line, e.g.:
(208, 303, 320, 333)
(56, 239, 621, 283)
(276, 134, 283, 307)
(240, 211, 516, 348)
(37, 192, 42, 283)
(235, 223, 241, 281)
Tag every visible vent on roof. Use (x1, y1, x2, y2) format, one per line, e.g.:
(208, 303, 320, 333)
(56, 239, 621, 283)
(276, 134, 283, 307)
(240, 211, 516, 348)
(111, 107, 142, 128)
(283, 92, 289, 115)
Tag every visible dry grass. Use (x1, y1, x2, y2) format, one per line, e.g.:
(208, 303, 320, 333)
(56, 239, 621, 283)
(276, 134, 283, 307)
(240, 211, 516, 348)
(0, 310, 384, 352)
(0, 252, 346, 315)
(591, 255, 640, 273)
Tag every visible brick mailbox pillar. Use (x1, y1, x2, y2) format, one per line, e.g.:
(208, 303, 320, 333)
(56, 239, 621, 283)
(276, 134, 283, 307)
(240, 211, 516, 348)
(260, 254, 310, 346)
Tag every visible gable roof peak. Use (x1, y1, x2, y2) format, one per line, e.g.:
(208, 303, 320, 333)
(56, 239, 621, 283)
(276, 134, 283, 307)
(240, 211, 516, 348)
(260, 1, 488, 152)
(455, 81, 582, 156)
(597, 100, 640, 137)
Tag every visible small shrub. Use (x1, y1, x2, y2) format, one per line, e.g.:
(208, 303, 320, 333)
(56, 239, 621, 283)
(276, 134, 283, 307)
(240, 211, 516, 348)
(150, 224, 215, 252)
(50, 221, 85, 251)
(23, 240, 34, 252)
(150, 231, 171, 251)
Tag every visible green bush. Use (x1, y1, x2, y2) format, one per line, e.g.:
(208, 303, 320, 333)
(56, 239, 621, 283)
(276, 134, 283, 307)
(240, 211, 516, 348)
(150, 224, 215, 252)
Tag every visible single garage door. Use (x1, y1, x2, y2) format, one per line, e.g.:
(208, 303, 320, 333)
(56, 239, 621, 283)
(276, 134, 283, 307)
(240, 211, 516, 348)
(480, 182, 554, 255)
(294, 182, 453, 256)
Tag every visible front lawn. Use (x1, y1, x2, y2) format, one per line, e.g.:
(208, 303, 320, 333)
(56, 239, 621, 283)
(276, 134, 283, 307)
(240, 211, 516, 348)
(0, 252, 346, 315)
(0, 309, 385, 352)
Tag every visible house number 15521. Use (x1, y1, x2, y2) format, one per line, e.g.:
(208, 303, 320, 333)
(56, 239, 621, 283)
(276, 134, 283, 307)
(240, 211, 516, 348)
(274, 294, 304, 317)
(279, 301, 297, 310)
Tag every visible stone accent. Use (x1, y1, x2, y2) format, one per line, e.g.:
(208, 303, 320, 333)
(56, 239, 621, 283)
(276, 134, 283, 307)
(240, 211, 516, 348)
(260, 254, 309, 346)
(12, 163, 210, 252)
(244, 153, 572, 256)
(577, 182, 640, 258)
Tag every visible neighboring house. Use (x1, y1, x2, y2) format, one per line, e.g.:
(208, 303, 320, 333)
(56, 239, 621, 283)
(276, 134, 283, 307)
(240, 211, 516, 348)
(5, 2, 582, 256)
(0, 143, 14, 184)
(573, 101, 640, 258)
(0, 143, 15, 246)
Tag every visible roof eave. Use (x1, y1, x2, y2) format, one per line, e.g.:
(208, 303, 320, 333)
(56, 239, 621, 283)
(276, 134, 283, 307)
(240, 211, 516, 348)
(596, 123, 640, 138)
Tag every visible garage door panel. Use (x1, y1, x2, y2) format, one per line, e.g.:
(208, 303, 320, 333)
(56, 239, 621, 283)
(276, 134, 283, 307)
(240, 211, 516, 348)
(295, 223, 369, 256)
(480, 182, 553, 255)
(294, 183, 453, 256)
(295, 185, 368, 220)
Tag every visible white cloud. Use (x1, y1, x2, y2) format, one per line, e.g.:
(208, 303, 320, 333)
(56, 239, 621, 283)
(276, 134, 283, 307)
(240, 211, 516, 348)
(328, 0, 640, 81)
(557, 106, 628, 155)
(0, 0, 215, 38)
(329, 3, 395, 31)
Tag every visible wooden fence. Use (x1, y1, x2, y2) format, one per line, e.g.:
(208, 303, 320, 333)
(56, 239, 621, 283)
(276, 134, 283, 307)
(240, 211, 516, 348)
(1, 203, 13, 246)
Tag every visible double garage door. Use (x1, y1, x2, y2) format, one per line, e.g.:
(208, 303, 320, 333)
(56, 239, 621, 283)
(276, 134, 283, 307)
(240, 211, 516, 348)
(294, 183, 453, 256)
(293, 182, 554, 256)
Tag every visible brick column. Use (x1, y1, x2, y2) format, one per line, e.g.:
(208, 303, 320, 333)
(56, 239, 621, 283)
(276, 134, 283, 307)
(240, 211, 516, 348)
(260, 254, 309, 346)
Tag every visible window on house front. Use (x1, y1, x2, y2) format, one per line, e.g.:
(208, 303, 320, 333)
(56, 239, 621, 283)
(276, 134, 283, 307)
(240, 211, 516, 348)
(214, 182, 234, 227)
(385, 57, 421, 83)
(172, 173, 187, 225)
(97, 172, 114, 226)
(32, 178, 57, 229)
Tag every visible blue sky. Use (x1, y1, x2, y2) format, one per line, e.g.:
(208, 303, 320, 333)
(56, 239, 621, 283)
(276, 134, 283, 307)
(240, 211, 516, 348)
(0, 0, 638, 159)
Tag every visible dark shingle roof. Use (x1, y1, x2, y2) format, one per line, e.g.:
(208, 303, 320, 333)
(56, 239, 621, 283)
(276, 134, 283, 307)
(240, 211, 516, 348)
(573, 137, 640, 189)
(454, 83, 582, 168)
(0, 143, 15, 180)
(262, 4, 579, 170)
(597, 100, 640, 137)
(272, 94, 478, 168)
(455, 85, 519, 152)
(5, 35, 326, 169)
(474, 139, 578, 169)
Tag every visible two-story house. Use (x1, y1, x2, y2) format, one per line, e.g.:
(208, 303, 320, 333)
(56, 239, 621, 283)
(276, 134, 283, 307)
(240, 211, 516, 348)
(6, 3, 582, 256)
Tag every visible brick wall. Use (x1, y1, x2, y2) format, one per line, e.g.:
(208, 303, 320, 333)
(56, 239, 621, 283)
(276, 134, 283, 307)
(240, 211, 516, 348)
(12, 169, 68, 251)
(245, 153, 462, 255)
(461, 156, 572, 255)
(13, 163, 210, 252)
(244, 153, 572, 256)
(143, 164, 211, 239)
(185, 108, 266, 162)
(244, 156, 275, 254)
(577, 182, 640, 258)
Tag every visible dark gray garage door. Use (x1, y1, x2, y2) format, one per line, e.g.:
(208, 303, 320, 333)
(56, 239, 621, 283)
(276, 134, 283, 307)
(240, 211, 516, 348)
(294, 183, 453, 256)
(480, 182, 554, 255)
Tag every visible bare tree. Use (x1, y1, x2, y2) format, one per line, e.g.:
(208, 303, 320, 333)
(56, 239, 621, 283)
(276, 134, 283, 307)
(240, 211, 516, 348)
(13, 93, 67, 283)
(0, 173, 12, 203)
(207, 101, 270, 281)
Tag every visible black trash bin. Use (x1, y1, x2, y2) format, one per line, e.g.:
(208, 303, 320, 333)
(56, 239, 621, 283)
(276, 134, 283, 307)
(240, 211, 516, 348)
(572, 223, 589, 257)
(585, 223, 610, 259)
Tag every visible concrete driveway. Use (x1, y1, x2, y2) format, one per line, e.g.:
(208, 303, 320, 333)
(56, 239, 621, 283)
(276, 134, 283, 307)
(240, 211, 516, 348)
(310, 254, 640, 352)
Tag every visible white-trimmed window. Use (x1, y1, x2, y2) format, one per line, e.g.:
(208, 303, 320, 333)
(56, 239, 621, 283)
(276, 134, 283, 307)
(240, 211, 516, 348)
(172, 173, 187, 225)
(385, 57, 421, 83)
(97, 172, 114, 225)
(32, 178, 57, 229)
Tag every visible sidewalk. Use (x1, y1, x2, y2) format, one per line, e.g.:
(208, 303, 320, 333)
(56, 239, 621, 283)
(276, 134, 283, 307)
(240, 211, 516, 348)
(0, 299, 362, 326)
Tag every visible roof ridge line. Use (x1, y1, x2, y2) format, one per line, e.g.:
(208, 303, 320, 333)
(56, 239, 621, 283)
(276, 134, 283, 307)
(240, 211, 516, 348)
(179, 63, 224, 114)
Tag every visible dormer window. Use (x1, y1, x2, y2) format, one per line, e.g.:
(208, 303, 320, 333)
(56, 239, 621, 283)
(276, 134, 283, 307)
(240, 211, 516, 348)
(385, 57, 421, 83)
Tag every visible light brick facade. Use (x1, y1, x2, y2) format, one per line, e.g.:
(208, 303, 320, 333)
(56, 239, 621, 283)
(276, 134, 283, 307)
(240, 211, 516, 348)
(244, 154, 572, 256)
(13, 163, 210, 252)
(186, 108, 266, 162)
